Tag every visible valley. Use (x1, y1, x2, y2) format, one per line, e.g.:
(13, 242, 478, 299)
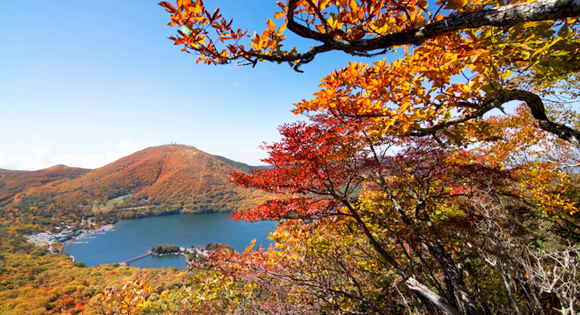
(0, 145, 273, 314)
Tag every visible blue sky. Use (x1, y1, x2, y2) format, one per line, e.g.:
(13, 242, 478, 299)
(0, 1, 367, 170)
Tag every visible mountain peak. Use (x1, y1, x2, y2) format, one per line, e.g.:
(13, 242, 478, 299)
(1, 145, 269, 221)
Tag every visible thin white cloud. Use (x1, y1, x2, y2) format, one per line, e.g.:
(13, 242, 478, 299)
(0, 141, 153, 171)
(0, 151, 19, 170)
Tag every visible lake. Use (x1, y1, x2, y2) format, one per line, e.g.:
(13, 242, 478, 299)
(63, 213, 277, 268)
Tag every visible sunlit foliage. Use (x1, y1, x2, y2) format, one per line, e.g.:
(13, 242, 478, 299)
(159, 0, 580, 314)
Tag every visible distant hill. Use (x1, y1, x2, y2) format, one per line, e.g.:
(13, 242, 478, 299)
(0, 165, 89, 203)
(212, 155, 272, 172)
(0, 145, 270, 225)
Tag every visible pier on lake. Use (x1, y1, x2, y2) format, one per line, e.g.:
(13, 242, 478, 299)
(120, 252, 151, 265)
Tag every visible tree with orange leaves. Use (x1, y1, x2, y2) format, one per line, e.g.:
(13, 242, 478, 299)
(93, 273, 152, 315)
(160, 0, 579, 146)
(159, 1, 579, 314)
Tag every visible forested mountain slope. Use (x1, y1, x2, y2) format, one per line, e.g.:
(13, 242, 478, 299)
(0, 145, 269, 225)
(0, 165, 89, 203)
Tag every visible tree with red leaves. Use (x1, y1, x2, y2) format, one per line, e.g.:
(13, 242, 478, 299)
(229, 113, 540, 315)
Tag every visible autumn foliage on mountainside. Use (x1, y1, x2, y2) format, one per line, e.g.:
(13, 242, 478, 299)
(0, 145, 269, 226)
(0, 234, 188, 315)
(0, 146, 272, 312)
(0, 165, 90, 203)
(157, 0, 580, 314)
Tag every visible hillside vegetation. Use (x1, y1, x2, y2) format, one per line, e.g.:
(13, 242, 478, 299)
(0, 166, 89, 203)
(0, 145, 269, 226)
(0, 145, 271, 314)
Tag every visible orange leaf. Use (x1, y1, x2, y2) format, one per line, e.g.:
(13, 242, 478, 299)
(267, 18, 276, 32)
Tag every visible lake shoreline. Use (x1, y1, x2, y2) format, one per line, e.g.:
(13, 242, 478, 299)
(27, 223, 116, 252)
(63, 224, 116, 246)
(62, 213, 276, 268)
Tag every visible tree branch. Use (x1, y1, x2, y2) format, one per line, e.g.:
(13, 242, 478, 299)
(275, 0, 580, 66)
(408, 89, 580, 147)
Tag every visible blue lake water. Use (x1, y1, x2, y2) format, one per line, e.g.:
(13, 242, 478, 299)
(63, 213, 277, 268)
